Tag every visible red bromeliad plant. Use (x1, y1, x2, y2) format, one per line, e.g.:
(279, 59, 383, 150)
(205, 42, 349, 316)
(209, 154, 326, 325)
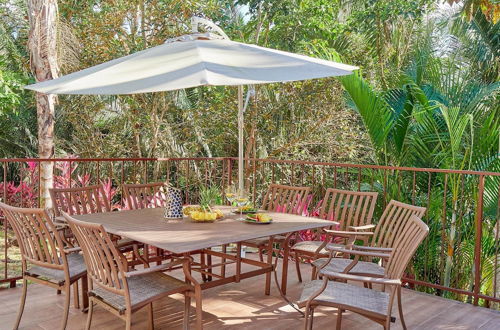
(0, 157, 121, 210)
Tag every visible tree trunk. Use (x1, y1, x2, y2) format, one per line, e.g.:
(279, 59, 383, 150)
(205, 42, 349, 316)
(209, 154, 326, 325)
(28, 0, 59, 208)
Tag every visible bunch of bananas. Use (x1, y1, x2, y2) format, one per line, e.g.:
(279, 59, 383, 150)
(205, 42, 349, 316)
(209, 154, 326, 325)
(183, 205, 223, 222)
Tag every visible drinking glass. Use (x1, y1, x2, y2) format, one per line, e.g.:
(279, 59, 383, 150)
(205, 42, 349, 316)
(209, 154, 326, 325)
(225, 184, 237, 206)
(235, 190, 249, 221)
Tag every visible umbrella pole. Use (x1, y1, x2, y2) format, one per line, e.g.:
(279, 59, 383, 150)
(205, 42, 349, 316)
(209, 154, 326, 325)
(238, 85, 244, 193)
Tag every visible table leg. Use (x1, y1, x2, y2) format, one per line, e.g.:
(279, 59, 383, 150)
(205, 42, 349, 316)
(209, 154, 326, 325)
(221, 244, 227, 278)
(207, 249, 213, 281)
(265, 236, 274, 295)
(235, 242, 242, 282)
(200, 251, 207, 282)
(281, 239, 291, 296)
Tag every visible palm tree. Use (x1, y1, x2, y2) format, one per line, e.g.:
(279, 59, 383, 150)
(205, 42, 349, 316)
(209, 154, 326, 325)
(27, 0, 59, 209)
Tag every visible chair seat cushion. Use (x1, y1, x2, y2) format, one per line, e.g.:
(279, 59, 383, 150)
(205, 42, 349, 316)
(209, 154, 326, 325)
(292, 241, 343, 255)
(312, 257, 385, 277)
(241, 235, 287, 247)
(90, 272, 191, 313)
(26, 253, 86, 284)
(298, 280, 389, 317)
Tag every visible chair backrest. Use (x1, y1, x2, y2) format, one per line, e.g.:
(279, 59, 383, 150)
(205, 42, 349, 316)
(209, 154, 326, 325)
(0, 202, 65, 270)
(372, 200, 427, 248)
(261, 184, 312, 215)
(50, 185, 111, 216)
(122, 182, 167, 209)
(64, 212, 129, 298)
(318, 188, 378, 229)
(385, 215, 429, 279)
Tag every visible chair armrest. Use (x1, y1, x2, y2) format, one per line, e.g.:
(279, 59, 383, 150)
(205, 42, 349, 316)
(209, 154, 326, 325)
(319, 270, 401, 286)
(322, 220, 340, 227)
(63, 247, 81, 254)
(327, 246, 391, 259)
(125, 259, 188, 277)
(324, 229, 374, 237)
(348, 224, 375, 231)
(352, 246, 393, 252)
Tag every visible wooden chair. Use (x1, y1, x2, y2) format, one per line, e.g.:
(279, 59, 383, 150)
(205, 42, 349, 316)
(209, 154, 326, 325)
(123, 182, 168, 209)
(291, 189, 378, 282)
(299, 214, 429, 330)
(241, 183, 311, 295)
(242, 184, 312, 258)
(50, 185, 111, 217)
(63, 212, 203, 330)
(50, 185, 144, 268)
(122, 182, 178, 267)
(311, 200, 426, 282)
(0, 202, 87, 330)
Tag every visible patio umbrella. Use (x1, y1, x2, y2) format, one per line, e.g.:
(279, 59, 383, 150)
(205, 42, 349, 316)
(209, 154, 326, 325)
(25, 17, 358, 193)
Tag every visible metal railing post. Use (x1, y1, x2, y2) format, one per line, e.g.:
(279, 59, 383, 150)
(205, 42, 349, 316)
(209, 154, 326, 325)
(473, 175, 485, 305)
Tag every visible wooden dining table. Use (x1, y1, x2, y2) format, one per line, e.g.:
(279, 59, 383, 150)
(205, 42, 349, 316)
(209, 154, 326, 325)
(64, 206, 333, 295)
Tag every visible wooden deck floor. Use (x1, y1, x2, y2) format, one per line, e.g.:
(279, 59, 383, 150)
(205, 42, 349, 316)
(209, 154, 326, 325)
(1, 254, 499, 330)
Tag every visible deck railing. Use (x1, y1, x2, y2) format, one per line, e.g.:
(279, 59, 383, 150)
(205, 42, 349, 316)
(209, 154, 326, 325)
(0, 157, 498, 309)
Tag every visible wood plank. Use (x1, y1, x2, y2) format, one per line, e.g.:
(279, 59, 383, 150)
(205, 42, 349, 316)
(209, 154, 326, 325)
(66, 206, 332, 254)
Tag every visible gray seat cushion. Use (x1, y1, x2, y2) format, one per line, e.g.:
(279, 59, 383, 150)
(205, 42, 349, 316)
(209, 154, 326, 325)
(90, 272, 191, 313)
(292, 241, 344, 255)
(242, 234, 287, 247)
(26, 253, 87, 284)
(312, 257, 385, 277)
(299, 280, 389, 317)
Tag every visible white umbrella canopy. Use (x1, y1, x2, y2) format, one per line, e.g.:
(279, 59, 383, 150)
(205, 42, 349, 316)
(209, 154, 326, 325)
(25, 18, 358, 194)
(25, 37, 357, 95)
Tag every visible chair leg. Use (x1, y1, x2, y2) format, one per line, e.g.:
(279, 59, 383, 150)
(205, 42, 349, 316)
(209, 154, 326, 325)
(281, 244, 290, 295)
(85, 301, 94, 330)
(258, 247, 264, 262)
(60, 284, 71, 330)
(303, 306, 311, 330)
(385, 316, 391, 330)
(397, 286, 407, 330)
(14, 278, 28, 330)
(125, 315, 132, 330)
(148, 302, 154, 330)
(311, 266, 317, 280)
(309, 307, 314, 330)
(336, 308, 343, 330)
(194, 287, 203, 330)
(81, 275, 89, 310)
(73, 281, 80, 309)
(294, 252, 302, 282)
(183, 295, 191, 330)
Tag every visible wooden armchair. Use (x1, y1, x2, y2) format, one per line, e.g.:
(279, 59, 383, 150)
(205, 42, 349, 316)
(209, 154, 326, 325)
(50, 185, 145, 268)
(311, 199, 426, 282)
(64, 212, 203, 330)
(241, 183, 312, 295)
(299, 214, 429, 330)
(291, 188, 378, 281)
(242, 184, 312, 258)
(0, 202, 87, 330)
